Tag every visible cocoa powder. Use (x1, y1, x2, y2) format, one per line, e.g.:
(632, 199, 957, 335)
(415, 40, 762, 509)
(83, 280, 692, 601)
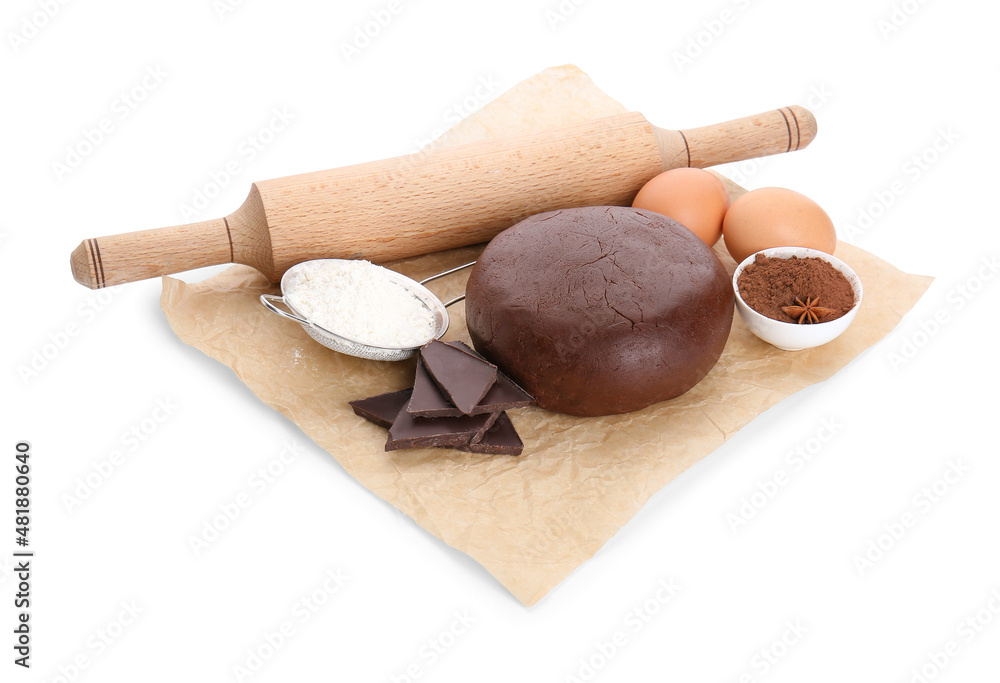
(737, 254, 856, 323)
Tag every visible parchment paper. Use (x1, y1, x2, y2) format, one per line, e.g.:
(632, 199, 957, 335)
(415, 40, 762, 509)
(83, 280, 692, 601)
(161, 65, 933, 606)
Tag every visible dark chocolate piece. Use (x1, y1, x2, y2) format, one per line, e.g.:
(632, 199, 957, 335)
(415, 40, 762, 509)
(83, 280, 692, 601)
(419, 340, 497, 415)
(469, 410, 501, 444)
(468, 369, 533, 413)
(407, 360, 458, 417)
(386, 404, 494, 451)
(406, 340, 531, 417)
(442, 340, 486, 359)
(444, 342, 535, 409)
(408, 355, 533, 417)
(349, 388, 413, 429)
(458, 413, 523, 455)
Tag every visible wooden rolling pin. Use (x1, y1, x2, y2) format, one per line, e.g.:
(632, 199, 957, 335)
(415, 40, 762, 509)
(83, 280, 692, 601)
(71, 106, 816, 289)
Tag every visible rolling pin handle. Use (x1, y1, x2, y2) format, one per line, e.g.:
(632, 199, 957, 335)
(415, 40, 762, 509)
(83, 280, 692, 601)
(70, 217, 234, 289)
(652, 105, 818, 170)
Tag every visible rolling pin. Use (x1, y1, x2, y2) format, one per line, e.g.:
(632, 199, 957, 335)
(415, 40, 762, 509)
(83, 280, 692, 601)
(70, 106, 816, 289)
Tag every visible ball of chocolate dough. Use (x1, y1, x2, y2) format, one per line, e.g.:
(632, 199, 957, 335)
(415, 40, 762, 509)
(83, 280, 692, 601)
(465, 206, 734, 417)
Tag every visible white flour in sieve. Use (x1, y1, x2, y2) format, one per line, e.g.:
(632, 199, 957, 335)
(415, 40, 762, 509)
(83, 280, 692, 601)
(286, 260, 436, 347)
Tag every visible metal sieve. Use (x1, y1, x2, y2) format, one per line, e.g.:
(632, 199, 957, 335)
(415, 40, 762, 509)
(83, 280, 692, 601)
(260, 260, 474, 361)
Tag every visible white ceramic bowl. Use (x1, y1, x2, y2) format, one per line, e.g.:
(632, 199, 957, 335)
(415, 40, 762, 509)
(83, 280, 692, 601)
(732, 247, 863, 351)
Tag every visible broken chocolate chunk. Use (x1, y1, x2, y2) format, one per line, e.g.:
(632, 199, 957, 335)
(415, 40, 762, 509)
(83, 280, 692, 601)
(408, 358, 532, 417)
(445, 342, 533, 410)
(386, 404, 495, 451)
(407, 360, 457, 418)
(458, 413, 523, 455)
(349, 388, 413, 429)
(408, 341, 533, 417)
(441, 340, 485, 359)
(470, 411, 501, 444)
(471, 371, 533, 413)
(419, 340, 497, 415)
(350, 340, 533, 455)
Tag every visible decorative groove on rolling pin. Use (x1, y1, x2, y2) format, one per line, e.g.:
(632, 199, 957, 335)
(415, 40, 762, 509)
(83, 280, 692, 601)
(223, 217, 234, 263)
(93, 239, 106, 288)
(776, 108, 793, 153)
(84, 239, 98, 286)
(87, 239, 106, 289)
(678, 130, 691, 167)
(783, 107, 801, 151)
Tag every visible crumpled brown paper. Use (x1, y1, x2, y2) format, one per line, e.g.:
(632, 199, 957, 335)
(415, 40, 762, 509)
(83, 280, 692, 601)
(161, 65, 932, 606)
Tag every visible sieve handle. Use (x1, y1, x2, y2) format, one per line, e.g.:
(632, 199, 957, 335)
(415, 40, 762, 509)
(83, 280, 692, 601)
(419, 261, 474, 308)
(260, 294, 309, 325)
(418, 261, 476, 286)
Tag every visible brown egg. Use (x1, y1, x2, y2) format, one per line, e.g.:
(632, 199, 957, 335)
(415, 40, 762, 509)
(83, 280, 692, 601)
(632, 168, 730, 246)
(723, 187, 837, 264)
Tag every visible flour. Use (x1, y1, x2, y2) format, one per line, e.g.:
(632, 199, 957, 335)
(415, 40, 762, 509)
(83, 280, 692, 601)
(286, 260, 436, 347)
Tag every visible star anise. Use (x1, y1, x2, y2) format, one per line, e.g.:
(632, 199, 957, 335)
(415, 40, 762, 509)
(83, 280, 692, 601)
(781, 296, 837, 324)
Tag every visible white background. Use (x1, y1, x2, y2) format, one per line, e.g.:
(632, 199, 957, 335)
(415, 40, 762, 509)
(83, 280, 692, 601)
(3, 0, 999, 681)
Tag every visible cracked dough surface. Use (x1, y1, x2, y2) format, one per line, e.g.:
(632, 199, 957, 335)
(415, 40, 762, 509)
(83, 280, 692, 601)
(465, 206, 734, 416)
